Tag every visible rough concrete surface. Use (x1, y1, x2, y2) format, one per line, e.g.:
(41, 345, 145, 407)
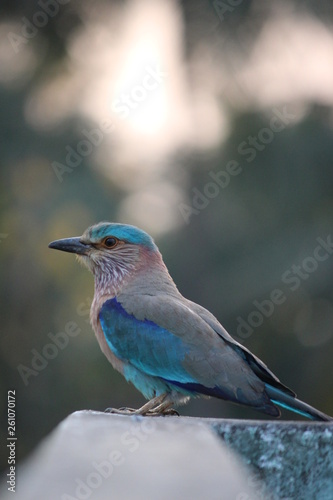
(2, 412, 333, 500)
(210, 419, 333, 499)
(1, 411, 260, 500)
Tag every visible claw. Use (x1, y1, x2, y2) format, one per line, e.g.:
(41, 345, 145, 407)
(105, 406, 179, 416)
(141, 408, 179, 417)
(105, 407, 137, 415)
(162, 408, 179, 416)
(104, 393, 179, 417)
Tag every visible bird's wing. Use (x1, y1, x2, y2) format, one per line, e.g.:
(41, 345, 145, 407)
(186, 299, 295, 397)
(99, 296, 196, 384)
(99, 294, 275, 411)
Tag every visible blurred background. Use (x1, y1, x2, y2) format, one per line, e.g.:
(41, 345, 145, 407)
(1, 0, 333, 471)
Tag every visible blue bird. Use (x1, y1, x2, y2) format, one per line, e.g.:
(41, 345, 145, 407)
(49, 222, 332, 420)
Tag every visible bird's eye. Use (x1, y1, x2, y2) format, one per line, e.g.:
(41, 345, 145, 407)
(103, 237, 118, 248)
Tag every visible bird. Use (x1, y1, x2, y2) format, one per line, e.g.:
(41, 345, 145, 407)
(49, 222, 332, 421)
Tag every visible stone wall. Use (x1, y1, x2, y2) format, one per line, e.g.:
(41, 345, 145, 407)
(2, 411, 332, 500)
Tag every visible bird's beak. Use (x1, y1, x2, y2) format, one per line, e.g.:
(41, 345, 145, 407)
(48, 237, 91, 255)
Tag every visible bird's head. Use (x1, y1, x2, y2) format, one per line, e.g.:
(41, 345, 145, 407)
(48, 222, 159, 293)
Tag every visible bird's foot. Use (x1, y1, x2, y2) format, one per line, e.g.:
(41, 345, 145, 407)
(134, 396, 179, 416)
(159, 407, 179, 416)
(104, 406, 179, 416)
(145, 408, 179, 417)
(105, 394, 179, 417)
(105, 407, 137, 415)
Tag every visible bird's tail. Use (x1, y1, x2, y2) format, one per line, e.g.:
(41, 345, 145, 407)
(265, 384, 333, 422)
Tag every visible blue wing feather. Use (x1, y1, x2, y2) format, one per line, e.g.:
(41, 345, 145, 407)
(99, 297, 196, 384)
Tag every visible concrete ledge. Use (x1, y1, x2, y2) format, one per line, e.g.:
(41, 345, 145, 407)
(210, 418, 333, 499)
(2, 411, 333, 500)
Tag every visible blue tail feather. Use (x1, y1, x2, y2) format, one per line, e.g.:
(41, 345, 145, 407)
(266, 384, 332, 421)
(271, 399, 316, 420)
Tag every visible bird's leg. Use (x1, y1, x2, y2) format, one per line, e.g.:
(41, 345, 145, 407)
(104, 407, 137, 415)
(105, 394, 179, 416)
(104, 395, 165, 415)
(133, 394, 167, 414)
(148, 400, 180, 416)
(134, 394, 179, 416)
